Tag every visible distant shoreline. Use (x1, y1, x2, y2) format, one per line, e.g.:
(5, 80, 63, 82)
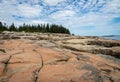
(101, 35, 120, 40)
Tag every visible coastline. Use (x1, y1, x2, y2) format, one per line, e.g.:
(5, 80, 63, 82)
(102, 36, 120, 40)
(0, 32, 120, 82)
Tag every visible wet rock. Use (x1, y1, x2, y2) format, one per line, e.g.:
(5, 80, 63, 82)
(81, 64, 98, 72)
(11, 36, 20, 39)
(69, 79, 76, 82)
(61, 45, 80, 52)
(87, 40, 120, 47)
(0, 49, 6, 53)
(76, 54, 89, 61)
(2, 34, 11, 39)
(79, 63, 104, 82)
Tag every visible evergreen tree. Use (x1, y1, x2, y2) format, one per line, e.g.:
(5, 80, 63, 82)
(18, 25, 23, 32)
(46, 23, 50, 32)
(0, 22, 71, 34)
(9, 23, 17, 31)
(0, 22, 8, 32)
(0, 22, 2, 28)
(0, 22, 3, 32)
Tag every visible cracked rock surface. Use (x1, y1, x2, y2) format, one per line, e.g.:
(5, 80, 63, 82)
(0, 32, 120, 82)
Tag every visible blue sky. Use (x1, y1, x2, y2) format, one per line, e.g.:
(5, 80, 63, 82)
(0, 0, 120, 36)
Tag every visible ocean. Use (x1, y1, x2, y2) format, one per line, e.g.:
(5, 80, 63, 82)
(102, 35, 120, 40)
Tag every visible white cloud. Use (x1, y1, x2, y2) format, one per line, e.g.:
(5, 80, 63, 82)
(49, 12, 111, 27)
(0, 0, 43, 25)
(50, 10, 75, 19)
(0, 0, 18, 25)
(17, 4, 42, 18)
(43, 0, 65, 5)
(101, 0, 120, 14)
(0, 0, 120, 35)
(49, 11, 120, 35)
(31, 20, 48, 24)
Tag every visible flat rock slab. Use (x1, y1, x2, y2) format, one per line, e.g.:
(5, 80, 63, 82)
(0, 39, 120, 82)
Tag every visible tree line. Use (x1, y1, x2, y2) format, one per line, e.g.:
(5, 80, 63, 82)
(0, 22, 70, 34)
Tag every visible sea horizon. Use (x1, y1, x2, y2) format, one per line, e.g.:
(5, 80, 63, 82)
(101, 35, 120, 40)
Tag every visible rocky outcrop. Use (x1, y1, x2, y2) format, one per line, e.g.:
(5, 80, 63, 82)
(0, 32, 120, 82)
(87, 39, 120, 47)
(57, 38, 120, 59)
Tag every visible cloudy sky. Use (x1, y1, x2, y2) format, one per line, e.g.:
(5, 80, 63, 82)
(0, 0, 120, 36)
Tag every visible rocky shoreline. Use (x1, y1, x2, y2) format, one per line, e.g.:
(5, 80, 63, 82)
(0, 31, 120, 82)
